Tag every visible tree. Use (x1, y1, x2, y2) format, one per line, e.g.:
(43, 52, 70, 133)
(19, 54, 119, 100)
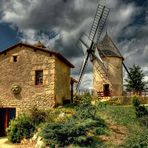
(125, 64, 145, 95)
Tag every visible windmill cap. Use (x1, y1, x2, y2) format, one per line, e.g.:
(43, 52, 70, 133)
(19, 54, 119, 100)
(97, 34, 124, 59)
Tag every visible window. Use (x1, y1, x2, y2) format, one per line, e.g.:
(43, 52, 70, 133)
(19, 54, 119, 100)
(13, 56, 18, 62)
(35, 70, 43, 85)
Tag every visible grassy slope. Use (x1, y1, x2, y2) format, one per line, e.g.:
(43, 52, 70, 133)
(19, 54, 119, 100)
(96, 104, 148, 147)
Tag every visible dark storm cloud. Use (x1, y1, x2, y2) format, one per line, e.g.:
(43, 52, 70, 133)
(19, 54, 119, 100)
(25, 0, 93, 30)
(0, 0, 100, 58)
(0, 0, 148, 88)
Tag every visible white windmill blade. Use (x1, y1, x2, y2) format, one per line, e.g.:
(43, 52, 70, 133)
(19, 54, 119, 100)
(92, 52, 108, 73)
(81, 33, 92, 48)
(95, 47, 104, 63)
(79, 41, 87, 55)
(79, 34, 92, 55)
(76, 52, 90, 91)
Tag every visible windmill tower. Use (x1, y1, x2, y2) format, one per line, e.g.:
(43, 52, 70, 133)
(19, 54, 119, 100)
(76, 3, 110, 91)
(93, 33, 124, 97)
(76, 1, 134, 97)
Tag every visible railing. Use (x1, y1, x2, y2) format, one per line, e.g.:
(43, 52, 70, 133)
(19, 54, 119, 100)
(97, 91, 112, 97)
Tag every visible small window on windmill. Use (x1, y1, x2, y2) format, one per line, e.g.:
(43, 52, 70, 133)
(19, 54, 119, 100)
(13, 55, 18, 62)
(35, 70, 43, 85)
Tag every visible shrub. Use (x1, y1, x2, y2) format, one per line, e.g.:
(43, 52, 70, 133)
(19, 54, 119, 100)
(40, 117, 105, 147)
(139, 116, 148, 127)
(94, 127, 106, 135)
(132, 97, 148, 118)
(135, 105, 148, 118)
(29, 107, 48, 126)
(132, 97, 140, 108)
(73, 93, 92, 105)
(7, 115, 35, 143)
(40, 94, 106, 147)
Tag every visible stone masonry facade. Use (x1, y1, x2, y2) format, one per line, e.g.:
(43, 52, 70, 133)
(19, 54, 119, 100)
(93, 56, 123, 96)
(93, 34, 123, 97)
(0, 43, 74, 116)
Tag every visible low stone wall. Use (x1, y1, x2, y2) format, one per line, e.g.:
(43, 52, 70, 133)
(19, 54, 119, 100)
(98, 96, 148, 105)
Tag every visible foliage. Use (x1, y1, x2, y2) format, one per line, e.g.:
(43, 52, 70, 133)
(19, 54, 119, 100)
(40, 94, 106, 147)
(139, 116, 148, 127)
(103, 97, 122, 105)
(135, 105, 148, 118)
(40, 119, 96, 147)
(29, 107, 48, 126)
(123, 129, 148, 148)
(132, 97, 148, 118)
(132, 97, 140, 107)
(7, 115, 35, 143)
(125, 64, 146, 93)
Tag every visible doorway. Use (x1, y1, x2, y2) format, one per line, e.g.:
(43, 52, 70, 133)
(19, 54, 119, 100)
(103, 84, 110, 96)
(0, 108, 16, 136)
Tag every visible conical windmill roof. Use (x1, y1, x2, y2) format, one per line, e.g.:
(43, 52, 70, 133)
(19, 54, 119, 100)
(97, 34, 123, 59)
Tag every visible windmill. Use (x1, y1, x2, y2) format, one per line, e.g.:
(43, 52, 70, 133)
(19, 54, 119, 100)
(76, 2, 111, 92)
(75, 1, 137, 97)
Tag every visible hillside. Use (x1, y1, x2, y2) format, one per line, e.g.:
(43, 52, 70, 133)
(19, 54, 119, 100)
(6, 95, 148, 148)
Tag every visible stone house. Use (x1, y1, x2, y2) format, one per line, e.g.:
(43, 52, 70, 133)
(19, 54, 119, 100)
(0, 42, 74, 136)
(93, 34, 124, 97)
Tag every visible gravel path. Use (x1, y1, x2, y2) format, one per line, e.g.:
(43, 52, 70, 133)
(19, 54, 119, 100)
(0, 137, 35, 148)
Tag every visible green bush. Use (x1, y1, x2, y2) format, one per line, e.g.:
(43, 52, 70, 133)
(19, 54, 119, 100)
(73, 93, 92, 105)
(132, 97, 140, 108)
(135, 106, 148, 118)
(139, 116, 148, 127)
(7, 115, 35, 143)
(40, 117, 105, 147)
(94, 127, 106, 135)
(132, 97, 148, 118)
(29, 107, 48, 126)
(75, 94, 97, 119)
(40, 94, 106, 147)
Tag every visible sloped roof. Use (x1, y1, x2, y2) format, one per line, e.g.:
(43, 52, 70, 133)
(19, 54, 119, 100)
(97, 34, 123, 59)
(0, 42, 74, 68)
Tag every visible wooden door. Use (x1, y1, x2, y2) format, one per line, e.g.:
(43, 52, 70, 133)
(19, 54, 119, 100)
(0, 108, 16, 136)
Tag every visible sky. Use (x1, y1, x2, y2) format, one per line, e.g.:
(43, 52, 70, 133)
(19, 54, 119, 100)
(0, 0, 148, 90)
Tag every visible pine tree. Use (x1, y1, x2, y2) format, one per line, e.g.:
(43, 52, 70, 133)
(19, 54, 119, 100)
(125, 65, 145, 95)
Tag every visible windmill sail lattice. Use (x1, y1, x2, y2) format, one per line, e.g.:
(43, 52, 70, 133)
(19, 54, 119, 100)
(89, 5, 110, 42)
(76, 2, 111, 92)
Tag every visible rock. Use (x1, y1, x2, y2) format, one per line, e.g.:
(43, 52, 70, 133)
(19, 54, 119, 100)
(32, 133, 38, 141)
(58, 112, 66, 118)
(35, 136, 46, 148)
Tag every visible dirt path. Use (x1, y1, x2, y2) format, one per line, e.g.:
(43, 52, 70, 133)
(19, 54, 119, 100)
(0, 137, 35, 148)
(0, 137, 19, 148)
(99, 124, 127, 146)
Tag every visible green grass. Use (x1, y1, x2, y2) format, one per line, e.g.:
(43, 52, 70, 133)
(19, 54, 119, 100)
(98, 105, 139, 126)
(96, 103, 148, 147)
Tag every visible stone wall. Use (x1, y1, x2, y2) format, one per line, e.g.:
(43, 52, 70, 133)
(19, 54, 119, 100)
(0, 45, 70, 115)
(54, 57, 71, 105)
(93, 56, 123, 96)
